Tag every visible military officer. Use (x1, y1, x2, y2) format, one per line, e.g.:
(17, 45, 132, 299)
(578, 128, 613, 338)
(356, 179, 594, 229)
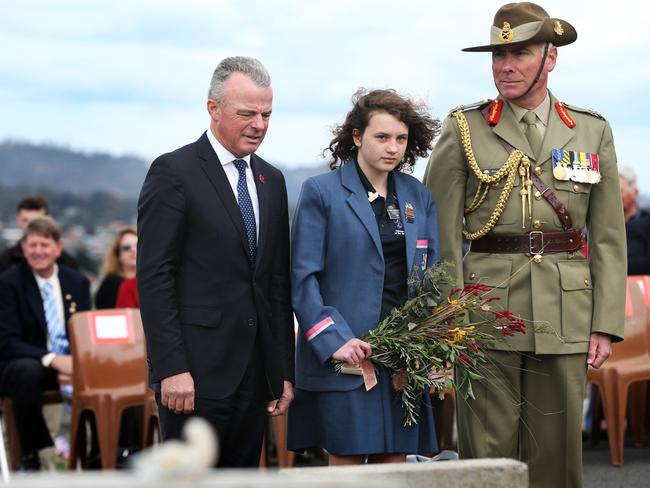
(423, 3, 626, 487)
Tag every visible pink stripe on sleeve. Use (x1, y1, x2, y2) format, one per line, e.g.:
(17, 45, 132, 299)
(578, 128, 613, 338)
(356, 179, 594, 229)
(305, 316, 334, 341)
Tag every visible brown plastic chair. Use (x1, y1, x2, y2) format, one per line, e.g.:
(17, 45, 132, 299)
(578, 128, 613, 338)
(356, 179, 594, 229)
(587, 276, 650, 466)
(142, 388, 160, 447)
(67, 308, 155, 469)
(259, 415, 295, 469)
(626, 276, 650, 447)
(0, 390, 61, 470)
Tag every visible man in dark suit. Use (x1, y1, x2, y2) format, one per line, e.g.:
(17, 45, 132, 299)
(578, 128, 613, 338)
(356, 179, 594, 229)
(137, 56, 294, 468)
(0, 216, 90, 470)
(0, 195, 78, 273)
(620, 166, 650, 275)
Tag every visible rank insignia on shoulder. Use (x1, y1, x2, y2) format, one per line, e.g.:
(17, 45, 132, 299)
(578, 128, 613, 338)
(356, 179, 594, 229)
(586, 107, 606, 120)
(552, 148, 601, 184)
(449, 99, 492, 116)
(560, 102, 607, 121)
(555, 102, 576, 128)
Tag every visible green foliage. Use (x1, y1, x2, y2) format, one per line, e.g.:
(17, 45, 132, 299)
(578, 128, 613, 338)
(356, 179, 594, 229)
(335, 262, 529, 426)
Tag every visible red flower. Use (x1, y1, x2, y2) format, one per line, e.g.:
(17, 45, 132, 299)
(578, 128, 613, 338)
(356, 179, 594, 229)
(259, 174, 265, 184)
(458, 353, 473, 366)
(466, 338, 479, 352)
(507, 320, 527, 334)
(463, 283, 492, 293)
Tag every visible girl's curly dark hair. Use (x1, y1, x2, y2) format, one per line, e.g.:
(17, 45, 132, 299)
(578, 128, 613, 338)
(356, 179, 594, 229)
(325, 88, 440, 171)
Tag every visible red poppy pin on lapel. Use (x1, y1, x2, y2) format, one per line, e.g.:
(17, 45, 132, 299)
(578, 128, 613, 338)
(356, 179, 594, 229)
(259, 174, 265, 185)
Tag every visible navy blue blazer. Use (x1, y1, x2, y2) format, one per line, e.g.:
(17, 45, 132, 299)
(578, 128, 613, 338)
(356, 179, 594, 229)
(291, 162, 439, 392)
(0, 261, 91, 361)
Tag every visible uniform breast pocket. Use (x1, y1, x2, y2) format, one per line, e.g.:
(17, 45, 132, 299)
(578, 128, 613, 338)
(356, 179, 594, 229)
(557, 261, 593, 342)
(552, 179, 592, 227)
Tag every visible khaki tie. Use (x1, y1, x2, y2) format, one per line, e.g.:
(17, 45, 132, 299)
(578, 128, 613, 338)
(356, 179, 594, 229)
(523, 111, 542, 158)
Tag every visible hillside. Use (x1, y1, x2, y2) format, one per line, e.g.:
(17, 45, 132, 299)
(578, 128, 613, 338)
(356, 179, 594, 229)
(0, 141, 148, 198)
(0, 140, 325, 225)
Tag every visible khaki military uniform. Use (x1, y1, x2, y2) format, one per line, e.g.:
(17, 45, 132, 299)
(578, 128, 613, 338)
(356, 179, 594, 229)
(424, 91, 626, 488)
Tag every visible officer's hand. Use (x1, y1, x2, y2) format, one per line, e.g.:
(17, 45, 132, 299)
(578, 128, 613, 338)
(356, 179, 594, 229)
(267, 380, 294, 416)
(587, 332, 612, 369)
(161, 372, 195, 414)
(50, 355, 73, 375)
(332, 339, 372, 366)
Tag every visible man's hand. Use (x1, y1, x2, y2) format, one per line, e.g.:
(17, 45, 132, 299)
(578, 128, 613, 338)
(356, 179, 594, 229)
(587, 332, 612, 369)
(161, 372, 195, 414)
(267, 380, 294, 416)
(332, 339, 372, 366)
(50, 355, 73, 375)
(57, 373, 72, 385)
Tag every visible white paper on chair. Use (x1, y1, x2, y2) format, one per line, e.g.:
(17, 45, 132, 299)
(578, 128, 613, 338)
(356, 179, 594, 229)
(94, 315, 129, 339)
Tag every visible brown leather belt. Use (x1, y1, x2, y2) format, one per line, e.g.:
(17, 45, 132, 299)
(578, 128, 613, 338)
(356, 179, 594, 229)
(470, 230, 583, 254)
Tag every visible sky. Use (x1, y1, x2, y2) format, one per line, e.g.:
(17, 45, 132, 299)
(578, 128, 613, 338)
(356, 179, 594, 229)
(1, 0, 648, 184)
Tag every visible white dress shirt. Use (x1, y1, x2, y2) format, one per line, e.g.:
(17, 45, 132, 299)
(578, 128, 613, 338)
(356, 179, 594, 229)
(206, 128, 260, 242)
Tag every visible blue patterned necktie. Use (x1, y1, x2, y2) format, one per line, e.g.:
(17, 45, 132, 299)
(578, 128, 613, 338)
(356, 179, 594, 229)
(233, 159, 257, 262)
(41, 281, 69, 355)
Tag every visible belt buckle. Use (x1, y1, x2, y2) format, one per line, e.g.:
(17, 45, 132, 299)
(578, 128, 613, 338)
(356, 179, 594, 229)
(529, 231, 544, 255)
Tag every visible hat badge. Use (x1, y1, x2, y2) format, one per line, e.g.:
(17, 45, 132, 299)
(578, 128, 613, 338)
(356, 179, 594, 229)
(554, 20, 564, 36)
(500, 21, 514, 43)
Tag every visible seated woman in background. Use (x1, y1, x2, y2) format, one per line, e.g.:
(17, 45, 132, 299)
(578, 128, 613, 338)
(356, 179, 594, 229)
(288, 89, 441, 465)
(116, 276, 139, 308)
(95, 227, 137, 308)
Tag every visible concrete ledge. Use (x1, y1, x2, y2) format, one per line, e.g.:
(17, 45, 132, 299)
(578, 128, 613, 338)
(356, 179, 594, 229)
(3, 458, 527, 487)
(2, 470, 395, 488)
(281, 458, 528, 488)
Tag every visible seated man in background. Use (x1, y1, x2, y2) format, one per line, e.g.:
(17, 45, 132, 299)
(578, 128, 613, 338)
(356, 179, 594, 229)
(620, 166, 650, 275)
(0, 216, 90, 470)
(0, 195, 78, 273)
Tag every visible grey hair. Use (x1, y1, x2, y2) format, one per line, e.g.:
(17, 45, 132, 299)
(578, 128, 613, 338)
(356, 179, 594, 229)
(208, 56, 271, 102)
(619, 165, 638, 189)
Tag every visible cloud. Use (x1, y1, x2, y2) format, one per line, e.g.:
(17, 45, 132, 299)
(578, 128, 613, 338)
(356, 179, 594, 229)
(0, 0, 648, 187)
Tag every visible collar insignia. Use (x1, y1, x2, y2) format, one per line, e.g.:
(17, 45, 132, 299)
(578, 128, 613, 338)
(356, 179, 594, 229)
(555, 102, 576, 128)
(486, 99, 504, 125)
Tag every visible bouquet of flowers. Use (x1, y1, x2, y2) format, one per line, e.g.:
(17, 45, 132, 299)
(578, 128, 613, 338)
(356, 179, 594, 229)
(335, 262, 528, 426)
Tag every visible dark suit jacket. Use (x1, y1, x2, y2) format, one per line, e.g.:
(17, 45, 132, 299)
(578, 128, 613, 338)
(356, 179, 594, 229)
(137, 132, 294, 400)
(626, 209, 650, 275)
(0, 262, 91, 361)
(0, 243, 78, 274)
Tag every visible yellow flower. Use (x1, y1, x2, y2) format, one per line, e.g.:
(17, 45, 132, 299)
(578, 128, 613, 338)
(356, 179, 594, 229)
(446, 327, 467, 344)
